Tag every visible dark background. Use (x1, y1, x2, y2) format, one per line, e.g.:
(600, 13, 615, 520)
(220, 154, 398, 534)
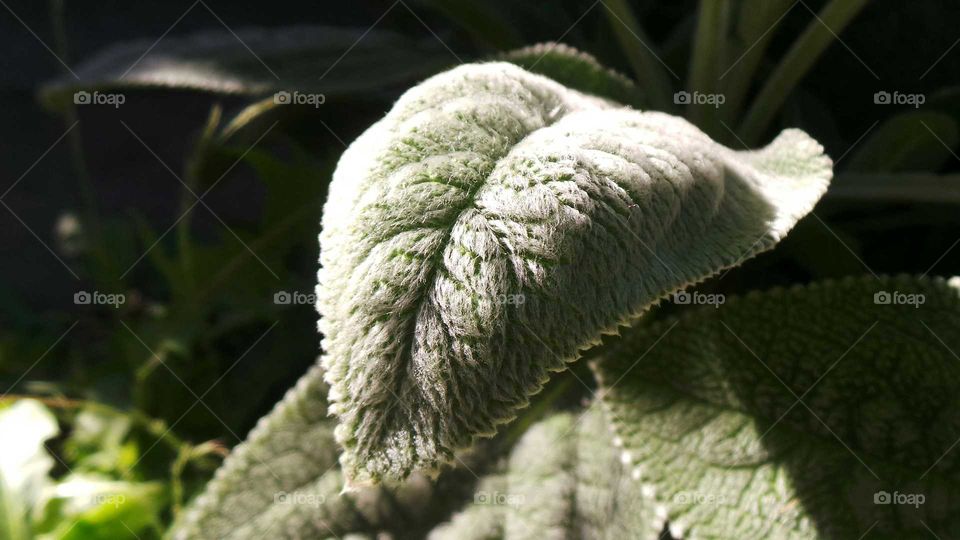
(1, 3, 959, 534)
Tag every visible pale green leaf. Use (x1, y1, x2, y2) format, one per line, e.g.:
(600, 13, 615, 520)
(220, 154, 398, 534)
(0, 399, 59, 540)
(34, 475, 164, 540)
(317, 61, 832, 483)
(592, 275, 960, 539)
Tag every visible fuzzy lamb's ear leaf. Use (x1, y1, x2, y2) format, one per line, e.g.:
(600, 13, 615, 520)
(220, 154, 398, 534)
(592, 275, 960, 539)
(317, 61, 832, 484)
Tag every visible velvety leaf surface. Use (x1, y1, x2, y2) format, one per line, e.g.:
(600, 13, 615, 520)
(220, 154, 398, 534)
(592, 275, 960, 539)
(317, 61, 832, 483)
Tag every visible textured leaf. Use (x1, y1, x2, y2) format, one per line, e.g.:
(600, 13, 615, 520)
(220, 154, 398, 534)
(317, 61, 832, 483)
(40, 25, 451, 110)
(428, 408, 653, 540)
(172, 365, 483, 539)
(499, 43, 643, 107)
(592, 275, 960, 539)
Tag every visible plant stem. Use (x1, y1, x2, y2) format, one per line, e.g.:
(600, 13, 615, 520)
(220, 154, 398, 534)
(738, 0, 872, 144)
(49, 0, 114, 282)
(717, 0, 795, 125)
(687, 0, 731, 137)
(177, 107, 222, 301)
(602, 0, 677, 111)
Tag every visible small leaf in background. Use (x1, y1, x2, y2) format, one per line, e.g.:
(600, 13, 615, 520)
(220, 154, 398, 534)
(34, 474, 165, 540)
(0, 400, 59, 540)
(317, 60, 831, 483)
(592, 276, 960, 539)
(64, 406, 136, 475)
(499, 43, 644, 107)
(40, 26, 453, 110)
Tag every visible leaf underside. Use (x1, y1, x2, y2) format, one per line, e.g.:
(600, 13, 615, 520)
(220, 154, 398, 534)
(592, 275, 960, 539)
(316, 61, 832, 483)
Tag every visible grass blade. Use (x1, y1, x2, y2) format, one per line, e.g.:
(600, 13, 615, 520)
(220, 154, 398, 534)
(738, 0, 872, 144)
(601, 0, 677, 111)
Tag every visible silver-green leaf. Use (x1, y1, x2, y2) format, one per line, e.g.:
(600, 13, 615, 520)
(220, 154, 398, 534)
(592, 275, 960, 539)
(317, 61, 832, 483)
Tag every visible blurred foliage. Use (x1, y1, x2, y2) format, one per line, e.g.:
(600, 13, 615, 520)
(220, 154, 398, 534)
(1, 0, 959, 537)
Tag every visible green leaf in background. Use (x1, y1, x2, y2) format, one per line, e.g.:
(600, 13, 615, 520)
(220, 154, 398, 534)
(428, 409, 653, 540)
(592, 275, 960, 539)
(830, 173, 960, 204)
(63, 406, 137, 475)
(34, 475, 164, 540)
(39, 25, 453, 110)
(0, 400, 59, 540)
(499, 43, 644, 107)
(316, 60, 831, 484)
(844, 112, 959, 173)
